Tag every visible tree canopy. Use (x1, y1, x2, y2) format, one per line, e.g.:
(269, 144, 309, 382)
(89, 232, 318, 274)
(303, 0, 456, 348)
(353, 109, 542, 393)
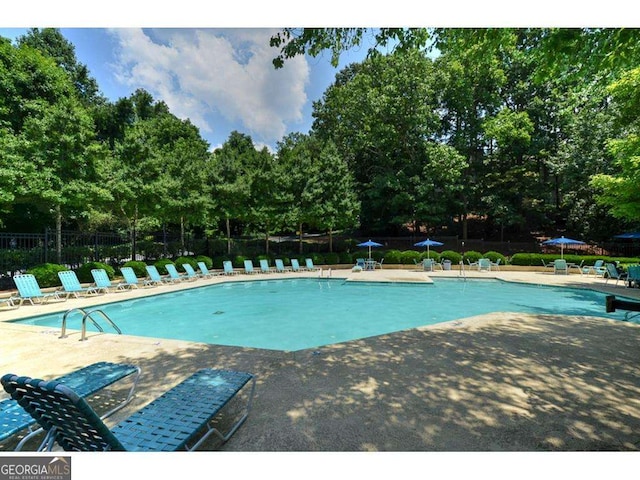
(2, 27, 640, 254)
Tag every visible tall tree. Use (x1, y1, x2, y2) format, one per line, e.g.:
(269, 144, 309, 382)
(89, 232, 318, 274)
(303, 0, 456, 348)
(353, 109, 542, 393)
(313, 49, 447, 233)
(304, 141, 360, 252)
(210, 131, 258, 254)
(17, 28, 101, 105)
(276, 133, 360, 252)
(0, 37, 108, 254)
(591, 66, 640, 223)
(270, 28, 431, 68)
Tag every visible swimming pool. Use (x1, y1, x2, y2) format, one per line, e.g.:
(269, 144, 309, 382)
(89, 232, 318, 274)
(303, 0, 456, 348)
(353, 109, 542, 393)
(12, 278, 628, 351)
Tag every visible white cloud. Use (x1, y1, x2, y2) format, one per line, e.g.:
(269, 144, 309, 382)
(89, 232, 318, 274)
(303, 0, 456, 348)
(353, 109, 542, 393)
(109, 28, 310, 144)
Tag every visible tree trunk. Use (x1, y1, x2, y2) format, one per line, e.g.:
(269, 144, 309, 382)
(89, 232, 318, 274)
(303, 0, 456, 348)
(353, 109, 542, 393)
(131, 204, 138, 262)
(462, 213, 468, 241)
(55, 205, 62, 264)
(298, 222, 303, 254)
(180, 216, 185, 255)
(328, 229, 333, 253)
(226, 217, 231, 255)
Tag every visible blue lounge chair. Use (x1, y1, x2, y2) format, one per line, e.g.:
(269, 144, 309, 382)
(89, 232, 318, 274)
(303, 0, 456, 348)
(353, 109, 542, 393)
(223, 260, 239, 276)
(58, 270, 101, 298)
(197, 262, 218, 278)
(0, 361, 140, 451)
(91, 268, 128, 292)
(583, 259, 607, 277)
(553, 259, 568, 275)
(182, 263, 200, 280)
(165, 264, 189, 282)
(2, 369, 255, 452)
(355, 258, 366, 269)
(626, 265, 640, 288)
(243, 260, 257, 274)
(290, 259, 307, 272)
(12, 274, 64, 305)
(305, 258, 321, 272)
(145, 265, 170, 285)
(259, 259, 274, 274)
(605, 263, 628, 286)
(478, 258, 491, 272)
(120, 266, 154, 288)
(274, 259, 291, 273)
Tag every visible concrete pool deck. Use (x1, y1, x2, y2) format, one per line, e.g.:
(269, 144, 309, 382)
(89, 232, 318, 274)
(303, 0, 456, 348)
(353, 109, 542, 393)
(1, 266, 640, 453)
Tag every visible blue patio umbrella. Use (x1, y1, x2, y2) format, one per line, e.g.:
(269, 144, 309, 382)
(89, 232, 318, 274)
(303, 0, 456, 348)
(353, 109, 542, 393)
(357, 239, 383, 259)
(541, 236, 585, 259)
(614, 232, 640, 239)
(414, 238, 444, 257)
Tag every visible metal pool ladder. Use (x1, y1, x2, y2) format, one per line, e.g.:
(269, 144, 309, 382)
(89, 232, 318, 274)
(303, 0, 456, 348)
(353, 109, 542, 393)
(458, 261, 467, 281)
(60, 307, 123, 341)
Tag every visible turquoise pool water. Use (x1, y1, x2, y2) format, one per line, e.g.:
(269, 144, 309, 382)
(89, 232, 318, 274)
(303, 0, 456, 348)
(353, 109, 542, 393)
(12, 278, 626, 351)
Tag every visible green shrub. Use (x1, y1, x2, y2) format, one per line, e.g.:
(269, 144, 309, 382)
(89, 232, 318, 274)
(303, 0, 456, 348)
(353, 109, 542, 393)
(561, 254, 583, 265)
(195, 255, 213, 269)
(370, 250, 384, 261)
(76, 262, 115, 283)
(307, 253, 325, 265)
(440, 250, 462, 264)
(400, 250, 421, 265)
(0, 249, 31, 272)
(175, 256, 198, 272)
(483, 251, 506, 264)
(233, 255, 247, 268)
(121, 260, 147, 277)
(419, 250, 441, 262)
(282, 256, 292, 266)
(324, 252, 340, 265)
(510, 253, 538, 266)
(26, 263, 67, 288)
(383, 249, 403, 264)
(353, 250, 370, 261)
(338, 252, 352, 264)
(212, 256, 228, 269)
(508, 253, 624, 267)
(154, 258, 174, 275)
(613, 256, 640, 265)
(463, 250, 482, 264)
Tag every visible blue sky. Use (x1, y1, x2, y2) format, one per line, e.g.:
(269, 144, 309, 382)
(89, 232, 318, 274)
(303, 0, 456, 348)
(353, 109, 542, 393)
(1, 1, 628, 152)
(0, 27, 374, 151)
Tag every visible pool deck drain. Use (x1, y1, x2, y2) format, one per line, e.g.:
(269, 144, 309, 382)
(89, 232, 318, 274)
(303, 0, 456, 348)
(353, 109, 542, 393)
(1, 267, 640, 453)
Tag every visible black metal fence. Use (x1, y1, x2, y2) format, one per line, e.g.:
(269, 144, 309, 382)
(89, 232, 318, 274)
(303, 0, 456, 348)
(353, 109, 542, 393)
(1, 229, 638, 279)
(0, 230, 129, 274)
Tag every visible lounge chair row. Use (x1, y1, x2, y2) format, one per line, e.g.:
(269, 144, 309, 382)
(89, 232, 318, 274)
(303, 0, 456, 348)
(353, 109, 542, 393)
(5, 264, 202, 307)
(235, 258, 321, 275)
(6, 258, 323, 307)
(0, 362, 255, 451)
(143, 258, 320, 280)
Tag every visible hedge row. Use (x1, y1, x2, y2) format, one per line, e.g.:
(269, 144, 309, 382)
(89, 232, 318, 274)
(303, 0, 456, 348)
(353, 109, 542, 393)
(21, 251, 640, 288)
(509, 253, 640, 266)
